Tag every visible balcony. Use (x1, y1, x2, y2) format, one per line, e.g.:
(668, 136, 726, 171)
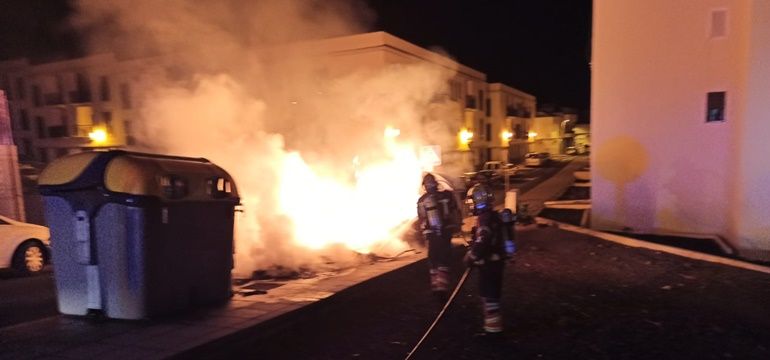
(465, 95, 477, 109)
(47, 125, 69, 138)
(68, 90, 92, 104)
(506, 106, 532, 118)
(44, 93, 65, 106)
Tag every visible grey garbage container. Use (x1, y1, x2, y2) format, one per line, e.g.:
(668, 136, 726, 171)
(38, 150, 239, 320)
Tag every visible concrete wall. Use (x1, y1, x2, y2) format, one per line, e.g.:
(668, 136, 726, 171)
(592, 0, 770, 259)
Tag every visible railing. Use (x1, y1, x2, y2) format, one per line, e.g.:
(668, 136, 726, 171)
(47, 125, 68, 138)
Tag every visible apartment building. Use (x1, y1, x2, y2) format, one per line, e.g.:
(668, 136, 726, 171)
(592, 0, 770, 260)
(488, 83, 536, 162)
(0, 31, 536, 173)
(0, 54, 152, 165)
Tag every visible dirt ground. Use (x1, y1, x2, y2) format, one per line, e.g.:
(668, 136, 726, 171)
(185, 226, 770, 360)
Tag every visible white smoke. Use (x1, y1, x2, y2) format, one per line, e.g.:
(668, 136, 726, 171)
(71, 0, 459, 275)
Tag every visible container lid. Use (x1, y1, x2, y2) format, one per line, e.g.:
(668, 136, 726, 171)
(39, 150, 238, 201)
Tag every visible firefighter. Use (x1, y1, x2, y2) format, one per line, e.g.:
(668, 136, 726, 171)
(465, 183, 516, 333)
(417, 173, 461, 297)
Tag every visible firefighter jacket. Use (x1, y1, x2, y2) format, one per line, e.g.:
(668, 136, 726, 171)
(417, 190, 460, 236)
(469, 210, 510, 262)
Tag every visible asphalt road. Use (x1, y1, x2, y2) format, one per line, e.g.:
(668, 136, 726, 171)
(0, 268, 57, 328)
(185, 227, 770, 360)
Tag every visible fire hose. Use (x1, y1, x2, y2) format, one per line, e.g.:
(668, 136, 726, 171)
(404, 265, 471, 360)
(404, 233, 473, 360)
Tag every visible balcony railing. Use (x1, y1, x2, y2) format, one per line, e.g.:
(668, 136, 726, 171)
(47, 125, 69, 138)
(506, 106, 532, 118)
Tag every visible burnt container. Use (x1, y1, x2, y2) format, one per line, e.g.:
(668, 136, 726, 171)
(38, 150, 239, 320)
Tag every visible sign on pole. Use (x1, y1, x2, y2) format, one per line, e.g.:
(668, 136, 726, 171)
(419, 145, 442, 169)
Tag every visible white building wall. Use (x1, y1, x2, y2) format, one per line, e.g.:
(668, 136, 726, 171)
(734, 0, 770, 259)
(592, 0, 770, 259)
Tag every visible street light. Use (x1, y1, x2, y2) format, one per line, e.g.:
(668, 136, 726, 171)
(501, 130, 513, 143)
(88, 127, 108, 145)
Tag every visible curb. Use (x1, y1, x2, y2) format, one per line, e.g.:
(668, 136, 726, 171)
(536, 217, 770, 275)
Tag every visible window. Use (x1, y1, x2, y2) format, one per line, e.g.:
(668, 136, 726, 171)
(22, 139, 32, 156)
(35, 116, 46, 138)
(710, 10, 727, 38)
(99, 76, 111, 101)
(102, 111, 112, 132)
(706, 91, 726, 122)
(15, 78, 25, 100)
(120, 83, 132, 108)
(32, 85, 41, 107)
(485, 99, 491, 117)
(38, 147, 48, 163)
(75, 73, 91, 102)
(20, 109, 29, 130)
(125, 119, 136, 145)
(485, 123, 492, 142)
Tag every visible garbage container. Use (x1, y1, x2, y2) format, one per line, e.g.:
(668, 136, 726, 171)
(39, 150, 239, 320)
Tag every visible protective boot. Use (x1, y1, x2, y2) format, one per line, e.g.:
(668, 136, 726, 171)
(482, 297, 503, 333)
(430, 267, 450, 299)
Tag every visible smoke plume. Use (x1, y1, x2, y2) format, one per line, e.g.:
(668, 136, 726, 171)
(70, 0, 459, 275)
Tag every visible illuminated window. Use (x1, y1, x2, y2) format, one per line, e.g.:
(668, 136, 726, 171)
(706, 92, 725, 122)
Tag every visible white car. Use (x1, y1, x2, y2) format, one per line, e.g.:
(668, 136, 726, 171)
(0, 215, 50, 274)
(525, 152, 550, 167)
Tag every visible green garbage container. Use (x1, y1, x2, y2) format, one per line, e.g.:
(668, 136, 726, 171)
(39, 150, 239, 320)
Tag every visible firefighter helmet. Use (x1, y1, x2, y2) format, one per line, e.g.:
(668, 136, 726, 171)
(423, 173, 439, 194)
(470, 184, 493, 212)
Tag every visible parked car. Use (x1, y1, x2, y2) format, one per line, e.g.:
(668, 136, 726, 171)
(0, 215, 50, 274)
(525, 152, 550, 167)
(481, 161, 518, 177)
(565, 146, 578, 155)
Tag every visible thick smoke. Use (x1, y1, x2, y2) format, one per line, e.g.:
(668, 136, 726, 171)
(70, 0, 459, 275)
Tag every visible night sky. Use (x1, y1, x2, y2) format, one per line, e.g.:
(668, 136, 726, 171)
(0, 0, 592, 120)
(367, 0, 593, 120)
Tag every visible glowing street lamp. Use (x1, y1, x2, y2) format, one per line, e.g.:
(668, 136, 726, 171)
(527, 131, 537, 142)
(88, 128, 108, 145)
(459, 128, 473, 145)
(501, 130, 513, 143)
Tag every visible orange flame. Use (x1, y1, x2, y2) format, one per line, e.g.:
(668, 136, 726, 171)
(276, 128, 421, 255)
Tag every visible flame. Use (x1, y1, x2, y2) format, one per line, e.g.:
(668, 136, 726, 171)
(276, 128, 421, 255)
